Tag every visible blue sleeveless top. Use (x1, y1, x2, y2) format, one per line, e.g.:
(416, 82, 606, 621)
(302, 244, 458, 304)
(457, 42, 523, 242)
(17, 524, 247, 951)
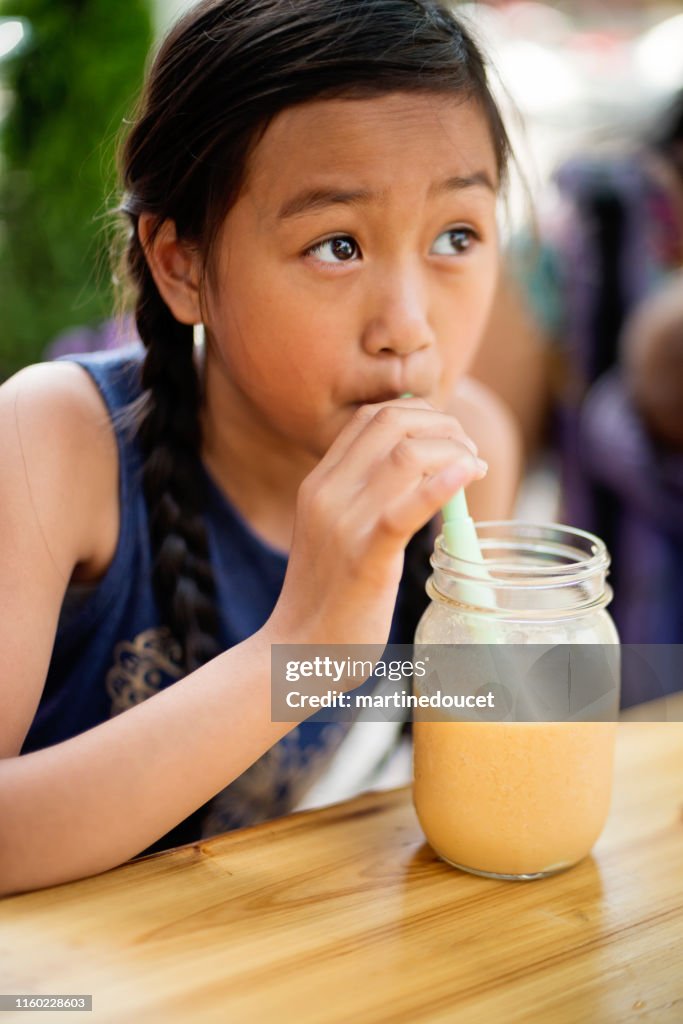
(21, 345, 416, 854)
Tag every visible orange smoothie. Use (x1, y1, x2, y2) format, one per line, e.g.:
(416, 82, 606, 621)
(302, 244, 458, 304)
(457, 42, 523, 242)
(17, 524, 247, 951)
(413, 720, 617, 878)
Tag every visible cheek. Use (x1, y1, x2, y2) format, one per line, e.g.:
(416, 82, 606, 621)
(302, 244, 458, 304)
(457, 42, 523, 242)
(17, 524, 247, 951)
(229, 265, 333, 353)
(207, 279, 346, 407)
(469, 267, 499, 349)
(248, 279, 353, 380)
(204, 265, 289, 370)
(436, 260, 500, 390)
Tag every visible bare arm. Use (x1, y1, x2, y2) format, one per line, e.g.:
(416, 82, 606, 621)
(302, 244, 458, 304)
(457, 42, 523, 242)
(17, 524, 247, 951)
(0, 365, 291, 893)
(0, 628, 289, 893)
(0, 368, 484, 896)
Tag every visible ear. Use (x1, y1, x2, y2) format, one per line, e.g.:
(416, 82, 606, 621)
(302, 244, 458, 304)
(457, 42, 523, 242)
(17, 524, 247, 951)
(138, 214, 202, 325)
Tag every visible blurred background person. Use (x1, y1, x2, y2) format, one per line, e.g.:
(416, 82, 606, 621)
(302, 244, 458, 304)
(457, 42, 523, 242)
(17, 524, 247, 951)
(577, 272, 683, 650)
(500, 83, 683, 655)
(625, 270, 683, 452)
(457, 4, 683, 664)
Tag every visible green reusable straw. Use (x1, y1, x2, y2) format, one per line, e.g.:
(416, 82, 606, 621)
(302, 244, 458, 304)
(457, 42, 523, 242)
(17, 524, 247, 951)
(441, 489, 496, 618)
(400, 394, 495, 623)
(442, 488, 482, 561)
(400, 393, 488, 570)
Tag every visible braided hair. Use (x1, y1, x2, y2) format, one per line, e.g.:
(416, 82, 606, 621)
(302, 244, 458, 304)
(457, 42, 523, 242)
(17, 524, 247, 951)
(117, 0, 511, 673)
(125, 236, 221, 672)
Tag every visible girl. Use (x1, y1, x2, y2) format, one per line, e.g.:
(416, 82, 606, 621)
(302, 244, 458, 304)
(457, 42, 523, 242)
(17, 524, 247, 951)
(0, 0, 519, 895)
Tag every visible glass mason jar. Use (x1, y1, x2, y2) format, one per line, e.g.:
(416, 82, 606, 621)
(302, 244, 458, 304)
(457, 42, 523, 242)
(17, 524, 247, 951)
(412, 521, 620, 881)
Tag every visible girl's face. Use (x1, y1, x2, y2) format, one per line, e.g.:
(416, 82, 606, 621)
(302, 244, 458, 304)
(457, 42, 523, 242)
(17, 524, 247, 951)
(202, 92, 501, 457)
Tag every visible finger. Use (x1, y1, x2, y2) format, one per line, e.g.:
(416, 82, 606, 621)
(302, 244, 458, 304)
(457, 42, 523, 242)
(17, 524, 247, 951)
(368, 462, 481, 561)
(339, 437, 486, 558)
(321, 396, 434, 469)
(361, 437, 487, 498)
(321, 401, 479, 484)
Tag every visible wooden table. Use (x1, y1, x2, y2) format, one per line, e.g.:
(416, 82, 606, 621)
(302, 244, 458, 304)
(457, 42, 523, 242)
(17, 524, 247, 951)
(1, 714, 682, 1023)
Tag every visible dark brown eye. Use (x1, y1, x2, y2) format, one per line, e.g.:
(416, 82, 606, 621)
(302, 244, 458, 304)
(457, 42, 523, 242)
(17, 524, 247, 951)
(306, 235, 359, 263)
(449, 228, 473, 253)
(330, 237, 356, 260)
(432, 227, 477, 257)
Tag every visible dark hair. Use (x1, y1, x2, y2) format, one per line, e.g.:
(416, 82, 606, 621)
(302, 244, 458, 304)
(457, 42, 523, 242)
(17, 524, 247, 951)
(118, 0, 511, 673)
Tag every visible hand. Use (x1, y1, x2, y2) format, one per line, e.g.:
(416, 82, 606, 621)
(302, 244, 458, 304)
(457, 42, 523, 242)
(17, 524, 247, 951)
(266, 397, 487, 649)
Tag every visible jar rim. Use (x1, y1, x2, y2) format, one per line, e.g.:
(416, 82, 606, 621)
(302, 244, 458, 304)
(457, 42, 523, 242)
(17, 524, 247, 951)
(434, 520, 610, 581)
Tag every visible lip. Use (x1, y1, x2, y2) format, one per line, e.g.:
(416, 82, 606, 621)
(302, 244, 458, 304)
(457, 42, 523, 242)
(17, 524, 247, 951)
(352, 392, 416, 406)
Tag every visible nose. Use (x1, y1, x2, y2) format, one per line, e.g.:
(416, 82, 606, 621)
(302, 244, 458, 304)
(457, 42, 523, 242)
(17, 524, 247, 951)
(361, 262, 435, 358)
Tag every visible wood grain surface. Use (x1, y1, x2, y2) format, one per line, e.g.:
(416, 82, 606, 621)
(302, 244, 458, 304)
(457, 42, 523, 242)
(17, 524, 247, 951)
(1, 718, 682, 1024)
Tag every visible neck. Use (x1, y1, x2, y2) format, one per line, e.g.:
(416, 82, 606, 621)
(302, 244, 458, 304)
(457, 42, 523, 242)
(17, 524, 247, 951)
(198, 344, 317, 554)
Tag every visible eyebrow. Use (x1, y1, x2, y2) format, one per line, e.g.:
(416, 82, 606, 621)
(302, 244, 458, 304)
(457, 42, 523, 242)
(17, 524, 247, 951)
(276, 171, 496, 220)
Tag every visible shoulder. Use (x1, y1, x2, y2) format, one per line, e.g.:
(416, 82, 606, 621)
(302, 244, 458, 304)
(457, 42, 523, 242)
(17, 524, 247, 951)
(0, 359, 120, 580)
(2, 357, 117, 425)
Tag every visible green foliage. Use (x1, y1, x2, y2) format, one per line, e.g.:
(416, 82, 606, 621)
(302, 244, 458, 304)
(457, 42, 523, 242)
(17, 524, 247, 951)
(0, 0, 153, 378)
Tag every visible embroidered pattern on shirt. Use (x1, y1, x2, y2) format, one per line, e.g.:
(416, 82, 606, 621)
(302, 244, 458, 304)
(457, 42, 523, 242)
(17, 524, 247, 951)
(104, 626, 352, 835)
(200, 721, 350, 837)
(106, 626, 184, 717)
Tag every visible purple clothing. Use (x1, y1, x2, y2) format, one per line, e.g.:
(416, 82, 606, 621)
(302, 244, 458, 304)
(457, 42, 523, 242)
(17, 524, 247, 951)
(580, 368, 683, 651)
